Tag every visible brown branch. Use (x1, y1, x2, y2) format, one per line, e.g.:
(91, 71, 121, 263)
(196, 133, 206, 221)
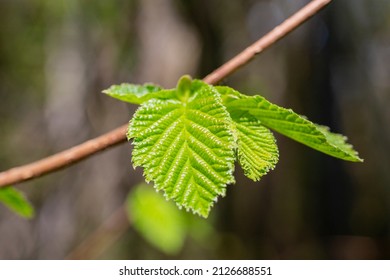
(0, 125, 128, 187)
(0, 0, 332, 188)
(203, 0, 332, 84)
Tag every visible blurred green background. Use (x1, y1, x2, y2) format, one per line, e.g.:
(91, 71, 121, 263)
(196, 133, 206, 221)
(0, 0, 389, 259)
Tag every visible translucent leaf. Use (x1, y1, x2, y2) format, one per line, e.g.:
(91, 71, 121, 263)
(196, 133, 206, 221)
(217, 86, 363, 162)
(315, 124, 361, 160)
(126, 184, 187, 255)
(233, 112, 279, 181)
(128, 78, 235, 217)
(103, 83, 175, 104)
(126, 183, 217, 254)
(0, 186, 35, 219)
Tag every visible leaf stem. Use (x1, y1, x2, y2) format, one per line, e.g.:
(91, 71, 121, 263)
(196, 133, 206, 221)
(0, 0, 332, 188)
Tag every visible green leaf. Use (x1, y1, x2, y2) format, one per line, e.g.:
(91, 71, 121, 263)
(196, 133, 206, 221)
(103, 82, 175, 104)
(128, 78, 235, 217)
(314, 124, 361, 160)
(0, 186, 35, 219)
(126, 183, 217, 254)
(232, 112, 279, 181)
(126, 184, 187, 255)
(217, 86, 363, 162)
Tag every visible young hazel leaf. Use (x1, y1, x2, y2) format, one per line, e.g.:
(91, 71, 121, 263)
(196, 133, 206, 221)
(128, 78, 235, 217)
(314, 124, 361, 159)
(0, 186, 35, 219)
(232, 112, 279, 181)
(103, 83, 174, 104)
(103, 76, 363, 219)
(217, 86, 362, 162)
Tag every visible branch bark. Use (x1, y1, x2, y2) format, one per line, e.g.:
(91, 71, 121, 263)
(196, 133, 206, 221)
(0, 0, 332, 188)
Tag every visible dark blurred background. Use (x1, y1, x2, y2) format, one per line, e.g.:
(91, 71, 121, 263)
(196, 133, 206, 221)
(0, 0, 389, 259)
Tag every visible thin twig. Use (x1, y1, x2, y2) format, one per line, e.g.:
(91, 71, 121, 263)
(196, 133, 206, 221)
(66, 206, 129, 260)
(203, 0, 332, 84)
(0, 125, 128, 187)
(0, 0, 332, 188)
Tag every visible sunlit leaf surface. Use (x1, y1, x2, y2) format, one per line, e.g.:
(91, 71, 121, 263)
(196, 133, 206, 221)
(128, 78, 235, 217)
